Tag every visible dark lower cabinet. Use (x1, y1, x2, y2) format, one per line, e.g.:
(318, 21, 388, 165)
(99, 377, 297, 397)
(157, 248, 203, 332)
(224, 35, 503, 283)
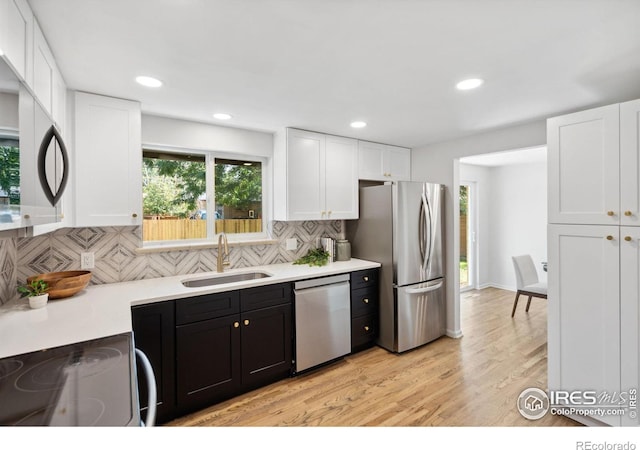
(173, 282, 293, 416)
(176, 314, 241, 413)
(131, 301, 176, 425)
(241, 303, 292, 388)
(350, 268, 380, 353)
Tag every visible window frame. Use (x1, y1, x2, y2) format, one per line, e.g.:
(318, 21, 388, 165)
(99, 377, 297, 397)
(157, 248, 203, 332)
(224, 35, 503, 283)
(141, 144, 270, 248)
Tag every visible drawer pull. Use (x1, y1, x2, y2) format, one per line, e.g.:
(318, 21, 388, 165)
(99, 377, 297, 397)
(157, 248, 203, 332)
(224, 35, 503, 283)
(363, 276, 369, 282)
(625, 211, 633, 216)
(132, 213, 138, 218)
(607, 211, 615, 216)
(234, 321, 240, 328)
(244, 319, 250, 326)
(606, 235, 614, 241)
(363, 298, 369, 304)
(364, 326, 370, 332)
(625, 236, 633, 242)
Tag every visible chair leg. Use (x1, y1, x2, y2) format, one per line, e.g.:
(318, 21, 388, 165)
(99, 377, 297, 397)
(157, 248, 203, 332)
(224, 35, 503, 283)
(511, 291, 521, 317)
(525, 296, 532, 312)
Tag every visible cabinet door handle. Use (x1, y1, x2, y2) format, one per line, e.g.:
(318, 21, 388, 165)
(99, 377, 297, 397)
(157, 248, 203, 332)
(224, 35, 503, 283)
(625, 236, 633, 242)
(234, 321, 240, 328)
(23, 214, 30, 219)
(132, 213, 138, 218)
(327, 210, 332, 216)
(244, 319, 250, 326)
(364, 326, 370, 332)
(606, 235, 614, 241)
(625, 211, 633, 216)
(363, 298, 369, 304)
(607, 211, 615, 216)
(363, 276, 369, 282)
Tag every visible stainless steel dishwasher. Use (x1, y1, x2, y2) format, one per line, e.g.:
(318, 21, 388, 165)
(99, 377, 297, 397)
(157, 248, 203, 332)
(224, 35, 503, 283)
(294, 274, 351, 372)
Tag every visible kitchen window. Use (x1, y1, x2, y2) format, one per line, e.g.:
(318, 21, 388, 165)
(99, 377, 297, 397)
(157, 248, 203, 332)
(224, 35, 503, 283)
(142, 148, 265, 244)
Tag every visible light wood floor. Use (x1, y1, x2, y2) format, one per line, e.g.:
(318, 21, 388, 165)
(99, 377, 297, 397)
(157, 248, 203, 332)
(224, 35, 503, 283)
(168, 287, 579, 427)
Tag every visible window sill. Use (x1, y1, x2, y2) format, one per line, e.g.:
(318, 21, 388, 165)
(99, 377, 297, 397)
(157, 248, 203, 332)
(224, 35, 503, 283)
(135, 238, 279, 255)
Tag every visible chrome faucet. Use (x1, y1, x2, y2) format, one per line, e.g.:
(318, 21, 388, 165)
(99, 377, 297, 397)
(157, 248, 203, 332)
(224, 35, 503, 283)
(217, 232, 230, 272)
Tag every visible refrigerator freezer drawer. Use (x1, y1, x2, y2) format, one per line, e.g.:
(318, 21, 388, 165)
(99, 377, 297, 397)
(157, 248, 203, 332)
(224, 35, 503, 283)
(395, 279, 445, 353)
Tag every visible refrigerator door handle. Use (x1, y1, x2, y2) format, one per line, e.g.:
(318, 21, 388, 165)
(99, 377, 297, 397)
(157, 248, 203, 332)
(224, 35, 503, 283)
(421, 189, 432, 273)
(405, 280, 444, 295)
(419, 197, 426, 264)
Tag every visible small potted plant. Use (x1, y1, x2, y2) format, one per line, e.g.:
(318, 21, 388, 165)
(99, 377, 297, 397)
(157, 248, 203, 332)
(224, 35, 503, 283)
(17, 279, 49, 309)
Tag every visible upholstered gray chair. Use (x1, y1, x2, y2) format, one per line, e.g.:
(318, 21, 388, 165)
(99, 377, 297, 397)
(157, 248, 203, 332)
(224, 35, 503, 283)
(511, 255, 547, 317)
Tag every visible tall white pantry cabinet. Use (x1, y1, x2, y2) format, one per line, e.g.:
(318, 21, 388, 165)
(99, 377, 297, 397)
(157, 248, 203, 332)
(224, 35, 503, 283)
(548, 98, 640, 426)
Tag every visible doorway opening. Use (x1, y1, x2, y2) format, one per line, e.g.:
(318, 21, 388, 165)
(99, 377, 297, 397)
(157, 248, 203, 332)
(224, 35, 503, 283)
(459, 182, 476, 291)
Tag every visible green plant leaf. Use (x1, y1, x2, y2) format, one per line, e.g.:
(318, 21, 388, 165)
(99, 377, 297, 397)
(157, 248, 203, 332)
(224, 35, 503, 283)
(293, 248, 330, 267)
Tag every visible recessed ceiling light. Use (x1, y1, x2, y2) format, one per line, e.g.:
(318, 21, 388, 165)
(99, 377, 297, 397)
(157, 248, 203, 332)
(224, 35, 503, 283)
(135, 76, 162, 88)
(213, 113, 232, 120)
(350, 121, 367, 128)
(456, 78, 484, 90)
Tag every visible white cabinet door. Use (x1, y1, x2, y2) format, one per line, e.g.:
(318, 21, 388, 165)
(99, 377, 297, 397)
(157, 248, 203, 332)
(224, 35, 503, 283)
(324, 135, 358, 220)
(358, 141, 411, 181)
(386, 145, 411, 181)
(548, 105, 620, 225)
(32, 19, 54, 116)
(621, 99, 640, 227)
(51, 65, 66, 133)
(358, 141, 386, 181)
(0, 0, 33, 84)
(548, 224, 621, 426)
(18, 87, 61, 227)
(275, 129, 359, 221)
(621, 226, 640, 426)
(74, 92, 142, 227)
(285, 128, 324, 221)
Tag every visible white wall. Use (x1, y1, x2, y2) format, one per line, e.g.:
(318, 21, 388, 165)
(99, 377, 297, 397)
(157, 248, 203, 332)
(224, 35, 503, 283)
(141, 114, 273, 157)
(0, 92, 18, 129)
(411, 119, 546, 337)
(460, 161, 547, 291)
(487, 161, 547, 289)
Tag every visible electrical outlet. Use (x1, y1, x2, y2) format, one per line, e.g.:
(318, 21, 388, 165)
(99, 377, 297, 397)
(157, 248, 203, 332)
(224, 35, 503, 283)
(286, 238, 298, 251)
(81, 252, 95, 269)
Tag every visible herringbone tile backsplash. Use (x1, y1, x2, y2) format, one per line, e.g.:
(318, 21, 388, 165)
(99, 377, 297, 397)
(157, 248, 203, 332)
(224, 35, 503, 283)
(1, 221, 343, 305)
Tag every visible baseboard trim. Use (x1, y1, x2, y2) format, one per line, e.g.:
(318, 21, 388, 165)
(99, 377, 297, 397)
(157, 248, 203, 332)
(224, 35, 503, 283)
(446, 329, 463, 339)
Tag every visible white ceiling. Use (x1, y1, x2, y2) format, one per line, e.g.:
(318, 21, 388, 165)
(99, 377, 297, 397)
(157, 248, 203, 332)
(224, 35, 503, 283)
(460, 146, 547, 167)
(28, 0, 640, 148)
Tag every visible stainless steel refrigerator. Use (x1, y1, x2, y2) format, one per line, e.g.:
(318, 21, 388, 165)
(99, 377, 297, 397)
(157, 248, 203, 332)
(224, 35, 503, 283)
(346, 181, 445, 353)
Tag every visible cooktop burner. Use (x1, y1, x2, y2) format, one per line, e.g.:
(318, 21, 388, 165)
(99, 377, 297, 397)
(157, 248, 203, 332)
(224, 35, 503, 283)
(15, 346, 123, 392)
(0, 360, 24, 380)
(0, 333, 138, 426)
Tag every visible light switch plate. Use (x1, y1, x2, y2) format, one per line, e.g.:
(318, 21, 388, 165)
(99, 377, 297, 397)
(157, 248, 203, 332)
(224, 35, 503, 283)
(286, 238, 297, 250)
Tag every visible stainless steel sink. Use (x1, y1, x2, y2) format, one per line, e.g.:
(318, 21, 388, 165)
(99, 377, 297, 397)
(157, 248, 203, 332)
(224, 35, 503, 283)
(181, 271, 272, 288)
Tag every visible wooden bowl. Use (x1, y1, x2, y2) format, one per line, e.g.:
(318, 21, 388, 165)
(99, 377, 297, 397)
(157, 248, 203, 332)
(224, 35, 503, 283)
(27, 271, 92, 299)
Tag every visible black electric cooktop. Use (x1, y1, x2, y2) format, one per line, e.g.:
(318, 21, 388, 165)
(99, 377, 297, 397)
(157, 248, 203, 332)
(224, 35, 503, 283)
(0, 333, 139, 426)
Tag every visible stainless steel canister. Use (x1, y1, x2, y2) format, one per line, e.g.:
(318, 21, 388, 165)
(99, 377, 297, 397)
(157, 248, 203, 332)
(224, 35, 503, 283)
(335, 239, 351, 261)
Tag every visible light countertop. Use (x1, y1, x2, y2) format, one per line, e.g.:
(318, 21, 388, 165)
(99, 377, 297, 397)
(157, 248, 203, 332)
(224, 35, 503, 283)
(0, 259, 380, 359)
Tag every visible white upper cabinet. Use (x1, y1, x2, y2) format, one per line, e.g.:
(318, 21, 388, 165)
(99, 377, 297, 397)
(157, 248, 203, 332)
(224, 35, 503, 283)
(74, 92, 142, 227)
(358, 141, 410, 181)
(273, 128, 358, 221)
(548, 104, 619, 225)
(620, 99, 640, 226)
(549, 100, 640, 226)
(32, 19, 55, 117)
(0, 0, 33, 85)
